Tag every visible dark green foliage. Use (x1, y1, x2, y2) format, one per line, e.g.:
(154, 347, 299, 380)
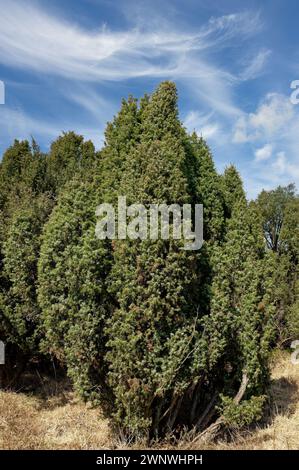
(98, 97, 141, 199)
(221, 164, 246, 220)
(205, 201, 275, 382)
(185, 201, 276, 432)
(47, 131, 97, 193)
(104, 83, 273, 439)
(0, 81, 296, 442)
(0, 134, 96, 385)
(0, 193, 53, 354)
(218, 394, 266, 429)
(37, 99, 141, 403)
(0, 139, 52, 376)
(189, 134, 225, 242)
(0, 139, 48, 215)
(38, 180, 112, 401)
(186, 134, 226, 315)
(287, 280, 299, 339)
(106, 83, 201, 437)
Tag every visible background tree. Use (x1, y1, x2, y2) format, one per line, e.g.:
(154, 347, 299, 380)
(256, 184, 296, 253)
(0, 139, 52, 385)
(0, 193, 53, 384)
(46, 131, 96, 194)
(38, 179, 112, 402)
(0, 133, 96, 386)
(255, 185, 298, 344)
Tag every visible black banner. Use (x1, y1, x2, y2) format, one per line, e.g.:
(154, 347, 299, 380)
(0, 450, 297, 466)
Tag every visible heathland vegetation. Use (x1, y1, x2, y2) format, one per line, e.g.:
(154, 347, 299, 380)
(0, 82, 298, 445)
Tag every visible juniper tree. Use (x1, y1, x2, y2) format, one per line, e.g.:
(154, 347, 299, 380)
(12, 81, 281, 441)
(187, 134, 225, 314)
(46, 131, 96, 194)
(189, 134, 224, 242)
(97, 95, 141, 200)
(0, 194, 53, 377)
(0, 139, 47, 215)
(0, 134, 96, 385)
(195, 200, 276, 431)
(0, 139, 54, 385)
(37, 179, 113, 401)
(221, 164, 246, 220)
(282, 196, 299, 339)
(37, 97, 142, 403)
(106, 82, 209, 438)
(287, 280, 299, 339)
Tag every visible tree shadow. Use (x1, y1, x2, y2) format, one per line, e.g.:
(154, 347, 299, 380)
(218, 375, 298, 445)
(1, 360, 73, 410)
(265, 376, 298, 420)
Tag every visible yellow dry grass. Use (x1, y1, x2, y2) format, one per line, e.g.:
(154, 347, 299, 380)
(0, 351, 298, 450)
(194, 351, 299, 450)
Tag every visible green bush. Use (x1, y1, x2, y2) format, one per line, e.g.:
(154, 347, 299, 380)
(1, 82, 295, 442)
(218, 394, 266, 429)
(0, 135, 97, 385)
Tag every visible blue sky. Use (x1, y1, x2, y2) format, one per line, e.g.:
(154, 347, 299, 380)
(0, 0, 299, 198)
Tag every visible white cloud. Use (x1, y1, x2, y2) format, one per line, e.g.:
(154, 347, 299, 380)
(233, 116, 253, 143)
(272, 151, 287, 173)
(0, 106, 105, 149)
(233, 92, 299, 195)
(64, 85, 114, 120)
(272, 151, 299, 178)
(200, 124, 219, 139)
(184, 110, 212, 130)
(0, 107, 59, 141)
(254, 143, 273, 161)
(0, 0, 271, 159)
(184, 110, 220, 139)
(0, 2, 262, 84)
(0, 0, 267, 137)
(2, 0, 288, 198)
(239, 49, 271, 80)
(233, 93, 295, 143)
(249, 93, 294, 133)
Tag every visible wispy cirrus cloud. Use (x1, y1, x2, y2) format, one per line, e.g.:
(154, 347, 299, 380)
(0, 107, 61, 142)
(0, 106, 105, 149)
(184, 110, 221, 140)
(1, 0, 287, 198)
(239, 49, 271, 81)
(0, 1, 263, 85)
(0, 1, 267, 146)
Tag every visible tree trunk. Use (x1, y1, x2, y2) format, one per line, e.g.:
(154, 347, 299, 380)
(190, 372, 249, 445)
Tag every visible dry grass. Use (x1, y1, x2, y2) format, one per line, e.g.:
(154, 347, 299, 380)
(0, 374, 112, 450)
(0, 351, 298, 450)
(208, 352, 299, 450)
